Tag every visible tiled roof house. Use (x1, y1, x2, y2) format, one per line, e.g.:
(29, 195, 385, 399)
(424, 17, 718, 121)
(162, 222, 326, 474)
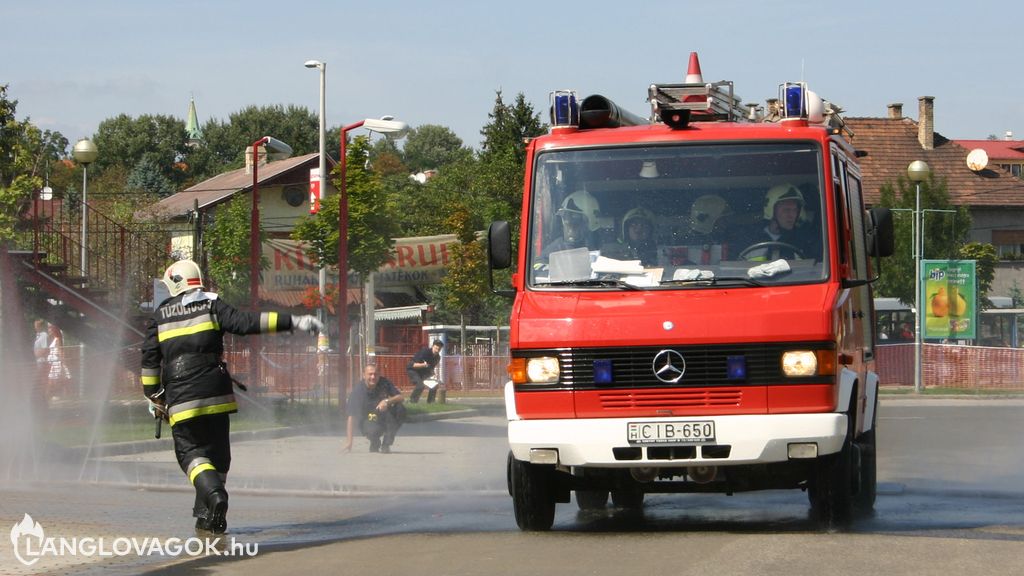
(843, 97, 1024, 299)
(952, 136, 1024, 179)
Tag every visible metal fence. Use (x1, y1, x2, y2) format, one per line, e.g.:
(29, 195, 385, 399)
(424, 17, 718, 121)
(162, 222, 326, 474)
(39, 342, 1024, 405)
(877, 343, 1024, 390)
(42, 343, 510, 405)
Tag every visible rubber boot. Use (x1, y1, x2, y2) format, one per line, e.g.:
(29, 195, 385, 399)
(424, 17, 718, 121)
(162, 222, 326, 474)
(193, 491, 211, 533)
(193, 470, 229, 534)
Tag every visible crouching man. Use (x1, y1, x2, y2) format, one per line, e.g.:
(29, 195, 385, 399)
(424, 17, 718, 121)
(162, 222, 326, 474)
(344, 364, 406, 453)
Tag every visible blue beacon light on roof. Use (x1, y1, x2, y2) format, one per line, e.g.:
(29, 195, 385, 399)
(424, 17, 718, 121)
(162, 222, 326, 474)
(551, 90, 579, 127)
(782, 82, 808, 119)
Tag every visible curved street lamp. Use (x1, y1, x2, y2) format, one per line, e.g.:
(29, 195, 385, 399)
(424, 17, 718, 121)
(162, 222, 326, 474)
(248, 136, 293, 393)
(907, 160, 931, 393)
(249, 136, 294, 310)
(337, 117, 408, 406)
(72, 138, 98, 276)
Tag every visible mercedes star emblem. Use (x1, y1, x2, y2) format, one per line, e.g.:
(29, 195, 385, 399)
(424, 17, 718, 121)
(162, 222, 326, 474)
(652, 349, 686, 383)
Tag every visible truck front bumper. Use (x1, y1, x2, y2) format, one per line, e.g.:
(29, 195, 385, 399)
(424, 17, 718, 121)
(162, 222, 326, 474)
(507, 413, 847, 467)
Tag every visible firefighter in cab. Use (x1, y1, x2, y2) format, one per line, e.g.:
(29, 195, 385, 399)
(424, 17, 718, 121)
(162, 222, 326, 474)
(140, 259, 323, 535)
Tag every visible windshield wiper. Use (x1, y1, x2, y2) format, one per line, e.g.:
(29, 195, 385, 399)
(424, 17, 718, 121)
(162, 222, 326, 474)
(660, 276, 764, 287)
(541, 278, 641, 290)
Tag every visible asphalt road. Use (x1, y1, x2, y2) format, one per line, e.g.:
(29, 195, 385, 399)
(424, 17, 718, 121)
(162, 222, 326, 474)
(2, 398, 1023, 575)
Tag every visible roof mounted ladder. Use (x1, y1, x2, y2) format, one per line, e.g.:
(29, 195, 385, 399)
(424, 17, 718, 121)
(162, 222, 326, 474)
(648, 80, 747, 123)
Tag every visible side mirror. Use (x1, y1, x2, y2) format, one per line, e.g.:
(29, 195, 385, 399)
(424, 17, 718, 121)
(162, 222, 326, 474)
(867, 207, 894, 258)
(488, 221, 514, 297)
(488, 221, 512, 269)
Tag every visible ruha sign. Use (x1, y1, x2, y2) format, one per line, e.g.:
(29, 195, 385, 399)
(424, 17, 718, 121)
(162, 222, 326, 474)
(263, 234, 459, 290)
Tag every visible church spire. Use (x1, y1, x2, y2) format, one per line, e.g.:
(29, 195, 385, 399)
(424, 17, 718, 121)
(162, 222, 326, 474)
(185, 95, 203, 147)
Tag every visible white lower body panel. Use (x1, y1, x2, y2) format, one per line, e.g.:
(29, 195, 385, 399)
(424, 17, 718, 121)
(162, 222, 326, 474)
(508, 413, 847, 467)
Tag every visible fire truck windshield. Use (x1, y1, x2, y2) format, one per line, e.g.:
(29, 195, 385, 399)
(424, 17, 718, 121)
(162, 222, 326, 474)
(528, 142, 828, 289)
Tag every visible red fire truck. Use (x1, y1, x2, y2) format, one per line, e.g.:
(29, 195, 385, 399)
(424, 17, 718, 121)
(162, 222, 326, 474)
(488, 54, 894, 531)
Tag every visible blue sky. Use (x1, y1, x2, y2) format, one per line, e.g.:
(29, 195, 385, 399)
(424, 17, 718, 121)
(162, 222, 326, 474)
(6, 1, 1022, 151)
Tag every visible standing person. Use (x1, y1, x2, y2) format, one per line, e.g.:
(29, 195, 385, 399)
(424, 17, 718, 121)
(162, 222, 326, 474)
(140, 259, 322, 535)
(344, 363, 405, 453)
(407, 339, 443, 403)
(32, 320, 49, 410)
(45, 323, 70, 398)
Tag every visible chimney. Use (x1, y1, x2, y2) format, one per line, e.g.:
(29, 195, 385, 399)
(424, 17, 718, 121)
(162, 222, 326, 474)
(244, 145, 268, 175)
(1006, 131, 1014, 141)
(887, 103, 903, 119)
(918, 96, 934, 150)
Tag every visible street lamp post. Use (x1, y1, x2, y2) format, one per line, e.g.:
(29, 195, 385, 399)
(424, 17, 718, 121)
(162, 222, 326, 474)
(72, 139, 98, 276)
(908, 160, 931, 393)
(337, 117, 408, 408)
(304, 59, 328, 325)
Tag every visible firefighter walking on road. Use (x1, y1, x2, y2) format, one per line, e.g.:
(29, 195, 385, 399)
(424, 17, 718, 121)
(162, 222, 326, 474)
(141, 260, 323, 535)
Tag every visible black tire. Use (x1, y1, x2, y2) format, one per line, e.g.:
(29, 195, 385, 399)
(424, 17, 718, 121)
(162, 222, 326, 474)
(853, 427, 877, 514)
(575, 490, 609, 511)
(506, 451, 514, 498)
(611, 489, 644, 509)
(809, 391, 858, 526)
(510, 457, 556, 531)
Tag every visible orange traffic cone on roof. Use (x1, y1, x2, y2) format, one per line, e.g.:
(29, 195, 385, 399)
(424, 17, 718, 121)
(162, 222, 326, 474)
(685, 52, 704, 84)
(684, 52, 708, 109)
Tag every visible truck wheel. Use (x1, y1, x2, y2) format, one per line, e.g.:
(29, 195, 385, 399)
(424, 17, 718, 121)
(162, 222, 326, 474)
(853, 427, 877, 514)
(510, 457, 556, 531)
(809, 396, 858, 526)
(611, 489, 644, 510)
(575, 490, 609, 510)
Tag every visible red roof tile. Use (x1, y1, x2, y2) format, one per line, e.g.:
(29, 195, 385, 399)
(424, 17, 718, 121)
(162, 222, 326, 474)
(153, 153, 326, 218)
(842, 118, 1024, 207)
(951, 139, 1024, 162)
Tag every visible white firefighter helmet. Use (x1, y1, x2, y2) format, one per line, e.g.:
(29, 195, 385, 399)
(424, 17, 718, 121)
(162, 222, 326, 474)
(763, 184, 804, 220)
(557, 190, 602, 232)
(689, 195, 731, 235)
(163, 259, 204, 297)
(620, 207, 656, 242)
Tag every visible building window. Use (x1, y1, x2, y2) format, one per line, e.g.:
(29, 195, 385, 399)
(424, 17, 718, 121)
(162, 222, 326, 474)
(993, 230, 1024, 260)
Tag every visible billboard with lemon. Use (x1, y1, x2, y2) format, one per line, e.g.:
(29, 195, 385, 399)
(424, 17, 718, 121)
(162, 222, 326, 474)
(922, 259, 976, 340)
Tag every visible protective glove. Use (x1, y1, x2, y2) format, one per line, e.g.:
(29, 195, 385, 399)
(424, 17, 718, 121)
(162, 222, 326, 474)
(148, 400, 169, 422)
(293, 314, 324, 334)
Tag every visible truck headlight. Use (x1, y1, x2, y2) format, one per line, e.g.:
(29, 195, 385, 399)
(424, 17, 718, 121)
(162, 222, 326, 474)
(781, 350, 817, 377)
(508, 357, 561, 384)
(526, 357, 560, 383)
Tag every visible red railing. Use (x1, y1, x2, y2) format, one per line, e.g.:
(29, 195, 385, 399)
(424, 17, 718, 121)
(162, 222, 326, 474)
(20, 197, 170, 308)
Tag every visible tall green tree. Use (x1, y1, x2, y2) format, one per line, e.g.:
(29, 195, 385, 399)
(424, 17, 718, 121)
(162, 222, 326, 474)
(126, 157, 175, 198)
(421, 94, 545, 326)
(188, 104, 318, 179)
(92, 113, 189, 187)
(874, 173, 973, 305)
(479, 90, 546, 166)
(291, 135, 398, 278)
(401, 124, 472, 172)
(204, 196, 264, 304)
(0, 85, 67, 242)
(958, 242, 999, 307)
